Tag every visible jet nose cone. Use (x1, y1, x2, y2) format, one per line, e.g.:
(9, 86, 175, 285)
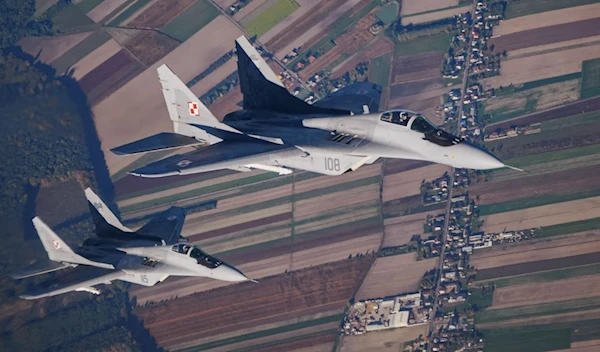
(214, 264, 250, 282)
(455, 142, 505, 170)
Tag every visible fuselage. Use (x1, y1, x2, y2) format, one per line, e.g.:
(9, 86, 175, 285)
(223, 109, 504, 170)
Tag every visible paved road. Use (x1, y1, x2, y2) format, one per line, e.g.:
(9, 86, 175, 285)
(426, 2, 476, 349)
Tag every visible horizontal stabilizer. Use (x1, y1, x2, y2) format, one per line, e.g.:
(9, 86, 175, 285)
(111, 132, 205, 155)
(11, 260, 71, 279)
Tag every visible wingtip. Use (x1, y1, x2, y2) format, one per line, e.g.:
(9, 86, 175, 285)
(249, 279, 259, 284)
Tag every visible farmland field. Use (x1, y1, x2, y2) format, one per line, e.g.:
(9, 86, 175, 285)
(487, 95, 600, 130)
(484, 44, 600, 89)
(480, 195, 600, 233)
(18, 31, 93, 66)
(70, 38, 122, 80)
(491, 17, 600, 53)
(491, 274, 600, 309)
(340, 324, 427, 351)
(581, 58, 600, 99)
(105, 0, 152, 25)
(51, 30, 112, 74)
(76, 0, 104, 13)
(356, 253, 437, 300)
(245, 0, 300, 37)
(484, 264, 600, 288)
(133, 257, 373, 349)
(402, 5, 471, 25)
(124, 30, 180, 66)
(504, 0, 600, 19)
(368, 53, 393, 87)
(51, 3, 95, 32)
(400, 0, 458, 16)
(394, 33, 453, 57)
(160, 0, 219, 42)
(471, 233, 600, 270)
(127, 0, 196, 28)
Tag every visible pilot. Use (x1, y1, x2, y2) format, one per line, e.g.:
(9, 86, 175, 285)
(399, 112, 409, 126)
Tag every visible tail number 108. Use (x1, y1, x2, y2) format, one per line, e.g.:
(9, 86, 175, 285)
(324, 157, 341, 171)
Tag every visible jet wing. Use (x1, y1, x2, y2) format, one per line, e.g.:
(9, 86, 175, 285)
(111, 132, 205, 156)
(19, 266, 123, 300)
(130, 139, 305, 177)
(11, 259, 71, 279)
(312, 82, 382, 115)
(136, 206, 186, 245)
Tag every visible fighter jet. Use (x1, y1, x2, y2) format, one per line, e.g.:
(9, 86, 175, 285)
(13, 188, 253, 300)
(111, 36, 508, 178)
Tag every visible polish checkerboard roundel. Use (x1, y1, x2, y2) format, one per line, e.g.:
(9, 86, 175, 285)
(53, 240, 60, 249)
(188, 102, 200, 116)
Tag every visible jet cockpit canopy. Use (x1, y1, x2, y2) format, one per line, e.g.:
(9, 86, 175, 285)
(379, 109, 463, 147)
(171, 243, 223, 269)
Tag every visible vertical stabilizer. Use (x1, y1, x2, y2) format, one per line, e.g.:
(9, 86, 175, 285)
(235, 36, 347, 115)
(85, 188, 132, 233)
(32, 217, 113, 268)
(156, 64, 237, 141)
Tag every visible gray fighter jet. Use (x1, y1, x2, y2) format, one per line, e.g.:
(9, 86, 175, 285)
(111, 36, 509, 178)
(13, 188, 253, 300)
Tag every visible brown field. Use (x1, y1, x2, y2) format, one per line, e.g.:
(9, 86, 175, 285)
(493, 3, 600, 36)
(124, 30, 180, 66)
(127, 0, 197, 28)
(491, 274, 600, 309)
(213, 0, 236, 9)
(19, 32, 93, 65)
(477, 307, 600, 330)
(388, 87, 450, 111)
(384, 159, 431, 175)
(488, 96, 600, 130)
(401, 0, 458, 16)
(390, 77, 444, 97)
(471, 233, 600, 270)
(133, 257, 373, 349)
(79, 49, 145, 106)
(491, 18, 600, 53)
(383, 220, 424, 247)
(340, 324, 427, 352)
(87, 0, 128, 22)
(382, 164, 449, 202)
(249, 333, 336, 352)
(233, 0, 268, 21)
(508, 35, 600, 60)
(392, 52, 443, 84)
(210, 85, 243, 118)
(173, 321, 338, 352)
(356, 253, 437, 300)
(403, 5, 471, 25)
(190, 56, 237, 97)
(298, 11, 379, 80)
(265, 0, 344, 52)
(330, 37, 394, 79)
(470, 165, 600, 205)
(476, 252, 600, 281)
(481, 196, 600, 233)
(483, 43, 600, 88)
(70, 38, 122, 80)
(486, 79, 580, 116)
(92, 15, 243, 176)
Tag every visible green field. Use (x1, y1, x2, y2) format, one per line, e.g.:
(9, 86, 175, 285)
(75, 0, 104, 13)
(482, 325, 571, 352)
(488, 264, 600, 288)
(478, 189, 600, 216)
(51, 4, 96, 32)
(477, 296, 600, 325)
(482, 318, 600, 351)
(536, 216, 600, 238)
(107, 0, 152, 26)
(180, 315, 342, 351)
(468, 287, 494, 309)
(394, 33, 453, 57)
(369, 52, 393, 87)
(504, 0, 600, 19)
(35, 0, 60, 17)
(495, 72, 581, 97)
(160, 0, 219, 42)
(245, 0, 300, 37)
(52, 29, 111, 74)
(581, 58, 600, 99)
(542, 110, 600, 131)
(503, 144, 600, 168)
